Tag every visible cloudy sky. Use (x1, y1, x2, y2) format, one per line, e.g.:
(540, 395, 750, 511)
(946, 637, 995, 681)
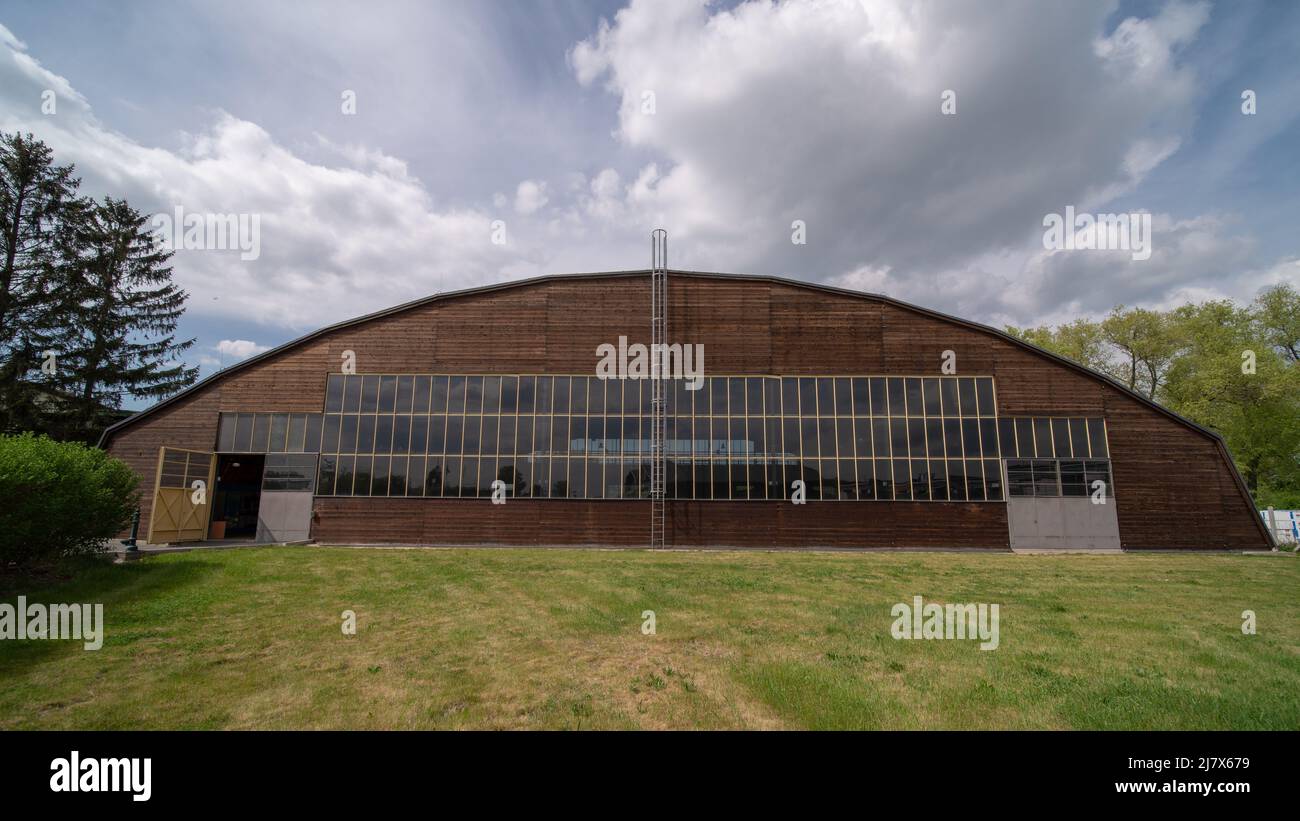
(2, 0, 1297, 405)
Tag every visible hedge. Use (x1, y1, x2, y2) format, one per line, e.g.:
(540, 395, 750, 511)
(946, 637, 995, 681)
(0, 433, 139, 567)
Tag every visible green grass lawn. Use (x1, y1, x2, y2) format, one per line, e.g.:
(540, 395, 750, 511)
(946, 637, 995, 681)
(1, 546, 1297, 730)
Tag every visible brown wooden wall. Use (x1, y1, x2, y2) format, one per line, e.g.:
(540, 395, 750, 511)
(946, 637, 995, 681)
(105, 272, 1271, 550)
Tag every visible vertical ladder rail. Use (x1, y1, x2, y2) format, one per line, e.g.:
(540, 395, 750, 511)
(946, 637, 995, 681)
(650, 229, 668, 549)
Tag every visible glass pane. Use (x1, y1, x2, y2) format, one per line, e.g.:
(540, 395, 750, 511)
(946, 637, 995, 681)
(325, 374, 345, 413)
(406, 455, 425, 496)
(911, 459, 930, 500)
(929, 459, 947, 500)
(834, 377, 852, 415)
(747, 378, 764, 415)
(430, 376, 449, 413)
(852, 378, 870, 416)
(389, 455, 408, 496)
(905, 378, 923, 416)
(926, 418, 944, 459)
(976, 378, 995, 417)
(892, 460, 911, 500)
(251, 413, 270, 452)
(481, 416, 499, 456)
(940, 378, 959, 417)
(875, 458, 893, 499)
(781, 378, 799, 416)
(428, 452, 449, 496)
(342, 376, 362, 413)
(442, 456, 461, 497)
(948, 459, 968, 501)
(980, 419, 999, 458)
(427, 415, 445, 454)
(268, 414, 288, 452)
(304, 413, 323, 453)
(799, 378, 817, 417)
(462, 415, 482, 456)
(356, 415, 376, 454)
(499, 416, 517, 457)
(424, 456, 443, 497)
(287, 414, 306, 453)
(998, 418, 1017, 458)
(353, 455, 373, 497)
(569, 379, 590, 415)
(872, 418, 891, 458)
(869, 377, 887, 415)
(378, 375, 397, 413)
(966, 459, 986, 501)
(1070, 418, 1090, 459)
(783, 418, 800, 459)
(958, 378, 977, 417)
(444, 416, 463, 454)
(412, 375, 431, 413)
(729, 378, 746, 416)
(517, 376, 535, 414)
(944, 418, 963, 459)
(1033, 418, 1053, 458)
(1016, 418, 1035, 458)
(447, 376, 466, 413)
(710, 377, 728, 415)
(816, 378, 833, 416)
(923, 378, 941, 416)
(392, 416, 410, 454)
(887, 378, 905, 416)
(217, 413, 237, 451)
(889, 418, 908, 457)
(800, 419, 820, 459)
(500, 376, 518, 413)
(837, 418, 854, 458)
(908, 418, 926, 458)
(361, 376, 380, 413)
(409, 415, 428, 454)
(1052, 418, 1071, 458)
(321, 415, 341, 454)
(317, 455, 337, 495)
(465, 376, 484, 413)
(854, 418, 871, 459)
(334, 455, 355, 496)
(856, 459, 874, 500)
(371, 456, 390, 496)
(533, 379, 553, 415)
(482, 376, 501, 413)
(374, 415, 393, 454)
(1087, 418, 1108, 457)
(552, 376, 570, 413)
(984, 460, 1003, 500)
(962, 417, 981, 459)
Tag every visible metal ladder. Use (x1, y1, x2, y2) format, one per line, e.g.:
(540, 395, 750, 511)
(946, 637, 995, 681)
(650, 229, 668, 549)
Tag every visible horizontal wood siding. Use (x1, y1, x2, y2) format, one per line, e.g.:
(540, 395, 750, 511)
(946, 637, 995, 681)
(106, 273, 1270, 550)
(311, 498, 1008, 549)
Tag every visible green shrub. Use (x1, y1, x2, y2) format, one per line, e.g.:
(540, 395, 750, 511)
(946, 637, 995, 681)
(0, 433, 139, 567)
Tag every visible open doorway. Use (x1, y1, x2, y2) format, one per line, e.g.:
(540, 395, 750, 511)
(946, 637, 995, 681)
(212, 454, 265, 539)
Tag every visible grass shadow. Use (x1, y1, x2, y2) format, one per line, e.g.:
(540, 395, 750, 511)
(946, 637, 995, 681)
(0, 555, 221, 674)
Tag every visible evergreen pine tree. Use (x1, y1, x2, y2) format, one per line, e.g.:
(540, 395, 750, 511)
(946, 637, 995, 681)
(0, 132, 83, 433)
(57, 197, 198, 441)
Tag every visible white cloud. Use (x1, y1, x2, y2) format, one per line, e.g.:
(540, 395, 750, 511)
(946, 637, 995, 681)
(567, 0, 1243, 315)
(513, 179, 549, 215)
(216, 339, 271, 360)
(0, 30, 536, 331)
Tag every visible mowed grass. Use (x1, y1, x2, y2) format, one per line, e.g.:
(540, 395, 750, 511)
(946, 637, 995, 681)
(1, 547, 1297, 730)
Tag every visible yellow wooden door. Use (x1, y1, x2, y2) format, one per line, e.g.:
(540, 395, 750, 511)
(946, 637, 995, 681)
(146, 447, 217, 544)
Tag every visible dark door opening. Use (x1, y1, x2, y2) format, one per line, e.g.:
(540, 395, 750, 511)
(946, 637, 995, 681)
(213, 454, 265, 538)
